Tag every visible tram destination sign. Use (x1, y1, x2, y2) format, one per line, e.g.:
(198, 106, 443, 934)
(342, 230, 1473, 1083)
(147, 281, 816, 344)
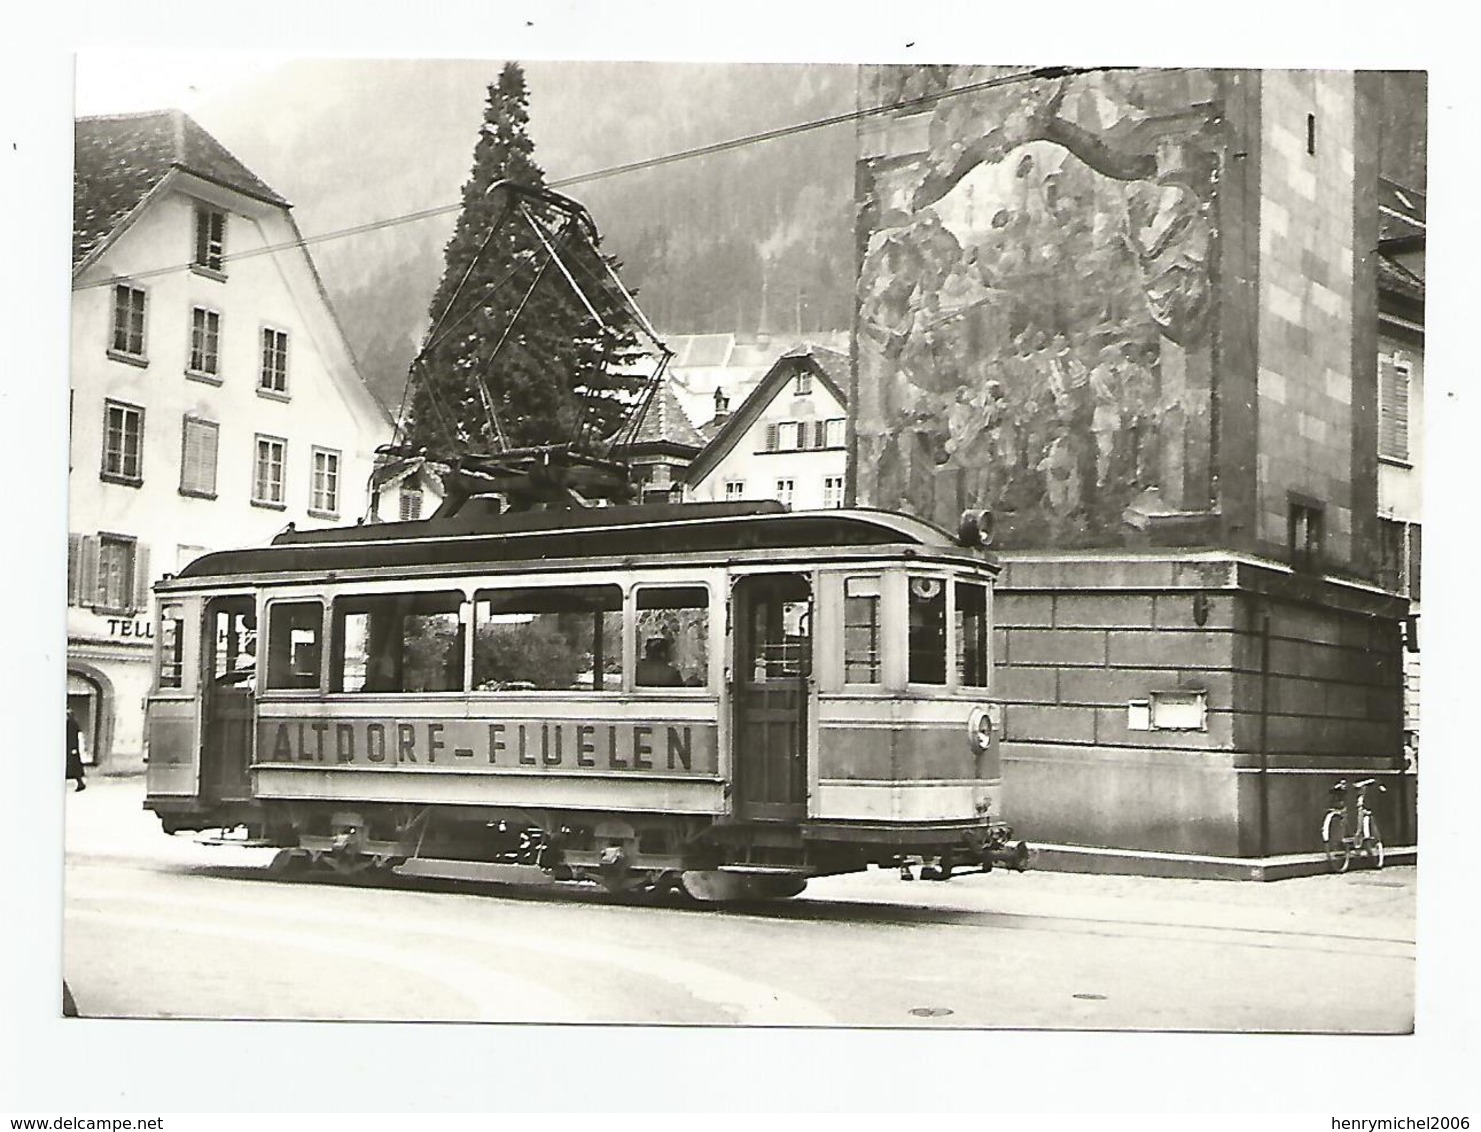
(256, 717, 718, 776)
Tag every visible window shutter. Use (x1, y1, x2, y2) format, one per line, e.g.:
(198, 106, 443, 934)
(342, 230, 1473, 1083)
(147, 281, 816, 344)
(200, 422, 218, 495)
(1408, 523, 1422, 604)
(764, 423, 778, 452)
(131, 542, 151, 615)
(1378, 359, 1410, 462)
(79, 536, 99, 607)
(67, 533, 83, 605)
(814, 420, 826, 448)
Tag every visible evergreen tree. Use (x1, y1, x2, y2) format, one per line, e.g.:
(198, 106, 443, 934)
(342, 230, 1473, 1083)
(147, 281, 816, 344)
(405, 62, 644, 457)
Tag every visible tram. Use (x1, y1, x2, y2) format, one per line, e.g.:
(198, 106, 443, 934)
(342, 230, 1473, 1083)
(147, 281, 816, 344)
(143, 498, 1029, 900)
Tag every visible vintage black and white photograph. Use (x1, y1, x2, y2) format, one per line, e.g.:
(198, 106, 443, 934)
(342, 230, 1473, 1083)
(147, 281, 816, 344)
(9, 0, 1477, 1116)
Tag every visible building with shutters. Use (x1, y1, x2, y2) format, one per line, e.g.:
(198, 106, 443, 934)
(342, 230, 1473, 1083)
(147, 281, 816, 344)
(1374, 177, 1425, 759)
(69, 111, 391, 773)
(684, 343, 849, 509)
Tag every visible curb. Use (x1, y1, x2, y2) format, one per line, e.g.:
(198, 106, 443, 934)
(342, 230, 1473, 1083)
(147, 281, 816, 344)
(1030, 843, 1418, 881)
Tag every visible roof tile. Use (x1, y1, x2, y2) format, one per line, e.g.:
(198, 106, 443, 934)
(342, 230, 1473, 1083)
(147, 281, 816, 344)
(73, 110, 288, 270)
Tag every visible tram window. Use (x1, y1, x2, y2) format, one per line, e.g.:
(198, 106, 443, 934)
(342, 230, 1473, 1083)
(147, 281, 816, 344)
(332, 591, 465, 694)
(843, 576, 881, 684)
(908, 575, 948, 685)
(956, 581, 989, 688)
(157, 603, 185, 689)
(209, 604, 257, 688)
(635, 587, 709, 688)
(266, 601, 324, 690)
(473, 585, 622, 692)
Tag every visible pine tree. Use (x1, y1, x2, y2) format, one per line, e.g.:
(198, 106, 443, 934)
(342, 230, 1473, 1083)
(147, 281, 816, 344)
(405, 62, 644, 457)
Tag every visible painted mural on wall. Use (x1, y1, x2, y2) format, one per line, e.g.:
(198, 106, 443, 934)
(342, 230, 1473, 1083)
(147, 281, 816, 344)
(856, 66, 1224, 546)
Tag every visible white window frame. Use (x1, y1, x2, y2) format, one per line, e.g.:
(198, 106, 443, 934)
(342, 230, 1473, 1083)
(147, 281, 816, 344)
(775, 478, 795, 508)
(253, 434, 287, 508)
(823, 476, 845, 509)
(187, 305, 222, 379)
(109, 283, 148, 363)
(311, 447, 342, 517)
(824, 418, 846, 449)
(795, 371, 813, 395)
(723, 479, 745, 502)
(777, 421, 800, 451)
(259, 326, 290, 396)
(101, 399, 144, 485)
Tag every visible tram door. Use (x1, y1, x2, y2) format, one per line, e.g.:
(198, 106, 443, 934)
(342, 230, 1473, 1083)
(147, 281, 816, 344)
(200, 596, 256, 801)
(732, 574, 811, 821)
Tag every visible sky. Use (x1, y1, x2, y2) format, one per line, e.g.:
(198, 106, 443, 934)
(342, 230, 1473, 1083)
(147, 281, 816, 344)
(73, 53, 290, 117)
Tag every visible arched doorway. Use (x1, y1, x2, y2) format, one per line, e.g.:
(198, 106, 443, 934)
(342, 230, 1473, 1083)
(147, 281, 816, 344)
(66, 668, 109, 769)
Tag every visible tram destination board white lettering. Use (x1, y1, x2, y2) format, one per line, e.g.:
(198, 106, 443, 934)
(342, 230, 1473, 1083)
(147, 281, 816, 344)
(256, 717, 717, 775)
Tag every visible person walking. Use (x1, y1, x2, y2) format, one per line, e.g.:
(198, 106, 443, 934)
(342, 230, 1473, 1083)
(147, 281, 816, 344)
(66, 712, 86, 792)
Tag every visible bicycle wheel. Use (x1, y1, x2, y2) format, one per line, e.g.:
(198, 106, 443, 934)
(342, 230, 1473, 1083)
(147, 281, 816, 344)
(1365, 815, 1384, 870)
(1322, 810, 1351, 874)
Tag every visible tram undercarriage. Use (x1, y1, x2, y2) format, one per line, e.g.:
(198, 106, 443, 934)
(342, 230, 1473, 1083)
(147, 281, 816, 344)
(154, 797, 1030, 901)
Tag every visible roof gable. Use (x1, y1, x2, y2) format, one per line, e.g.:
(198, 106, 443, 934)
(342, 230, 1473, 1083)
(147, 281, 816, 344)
(73, 110, 289, 270)
(625, 374, 706, 451)
(683, 342, 850, 485)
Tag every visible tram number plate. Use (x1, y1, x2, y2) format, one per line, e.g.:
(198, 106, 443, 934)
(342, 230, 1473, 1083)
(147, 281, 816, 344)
(257, 718, 718, 776)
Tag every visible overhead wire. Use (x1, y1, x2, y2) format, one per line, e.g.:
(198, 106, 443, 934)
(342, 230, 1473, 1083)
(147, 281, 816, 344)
(73, 64, 1110, 293)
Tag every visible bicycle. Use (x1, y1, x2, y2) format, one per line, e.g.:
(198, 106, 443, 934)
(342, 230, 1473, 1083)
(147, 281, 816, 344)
(1320, 778, 1385, 873)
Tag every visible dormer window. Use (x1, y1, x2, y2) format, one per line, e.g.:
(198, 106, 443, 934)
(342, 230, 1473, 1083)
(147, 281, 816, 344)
(194, 207, 227, 275)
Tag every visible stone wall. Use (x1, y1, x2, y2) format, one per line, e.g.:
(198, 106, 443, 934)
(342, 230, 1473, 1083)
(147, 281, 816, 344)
(995, 554, 1412, 857)
(1254, 71, 1366, 571)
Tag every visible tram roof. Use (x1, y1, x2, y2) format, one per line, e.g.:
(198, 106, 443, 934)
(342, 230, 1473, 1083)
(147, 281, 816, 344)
(170, 501, 992, 583)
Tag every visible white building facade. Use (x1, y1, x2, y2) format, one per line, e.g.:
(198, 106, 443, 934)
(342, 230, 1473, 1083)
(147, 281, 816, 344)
(69, 111, 391, 772)
(684, 345, 849, 510)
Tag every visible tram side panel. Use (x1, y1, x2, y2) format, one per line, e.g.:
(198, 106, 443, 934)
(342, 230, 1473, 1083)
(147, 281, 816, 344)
(250, 695, 729, 816)
(145, 595, 203, 800)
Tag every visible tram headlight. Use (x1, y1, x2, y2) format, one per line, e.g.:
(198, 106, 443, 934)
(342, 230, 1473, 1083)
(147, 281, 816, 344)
(968, 705, 998, 753)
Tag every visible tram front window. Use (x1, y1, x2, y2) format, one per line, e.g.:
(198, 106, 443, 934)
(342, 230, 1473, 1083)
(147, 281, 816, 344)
(843, 577, 881, 685)
(635, 586, 709, 688)
(474, 585, 622, 692)
(956, 580, 990, 688)
(157, 603, 185, 689)
(332, 591, 465, 694)
(908, 574, 947, 685)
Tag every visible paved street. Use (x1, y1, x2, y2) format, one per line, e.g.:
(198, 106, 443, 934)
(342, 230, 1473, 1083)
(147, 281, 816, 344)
(63, 777, 1415, 1030)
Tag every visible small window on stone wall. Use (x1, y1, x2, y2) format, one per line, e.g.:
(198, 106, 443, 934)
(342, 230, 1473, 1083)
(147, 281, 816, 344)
(1288, 496, 1325, 573)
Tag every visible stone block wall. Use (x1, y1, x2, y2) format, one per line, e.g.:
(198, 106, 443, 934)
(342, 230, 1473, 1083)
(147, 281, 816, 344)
(995, 552, 1412, 857)
(1254, 71, 1363, 570)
